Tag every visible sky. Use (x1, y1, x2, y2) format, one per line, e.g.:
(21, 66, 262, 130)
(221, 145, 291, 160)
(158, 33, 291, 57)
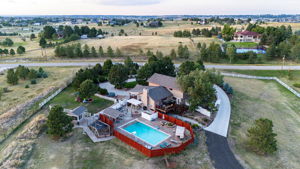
(1, 0, 299, 15)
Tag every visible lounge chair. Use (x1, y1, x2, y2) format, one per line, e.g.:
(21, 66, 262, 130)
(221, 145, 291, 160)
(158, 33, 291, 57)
(145, 145, 152, 149)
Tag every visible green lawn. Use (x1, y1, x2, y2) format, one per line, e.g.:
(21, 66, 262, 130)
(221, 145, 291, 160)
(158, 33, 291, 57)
(48, 86, 113, 114)
(226, 42, 258, 48)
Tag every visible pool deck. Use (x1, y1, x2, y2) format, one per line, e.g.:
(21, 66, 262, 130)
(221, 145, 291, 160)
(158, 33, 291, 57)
(115, 116, 192, 150)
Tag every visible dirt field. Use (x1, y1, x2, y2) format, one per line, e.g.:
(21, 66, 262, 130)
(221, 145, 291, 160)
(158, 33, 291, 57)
(25, 129, 213, 169)
(225, 77, 300, 169)
(80, 36, 220, 56)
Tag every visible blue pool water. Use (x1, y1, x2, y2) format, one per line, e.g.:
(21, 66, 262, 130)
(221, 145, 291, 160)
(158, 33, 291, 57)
(236, 48, 266, 54)
(123, 121, 169, 146)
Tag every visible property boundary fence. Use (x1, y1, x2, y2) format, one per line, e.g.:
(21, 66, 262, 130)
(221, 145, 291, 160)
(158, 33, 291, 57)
(106, 112, 194, 157)
(222, 72, 300, 98)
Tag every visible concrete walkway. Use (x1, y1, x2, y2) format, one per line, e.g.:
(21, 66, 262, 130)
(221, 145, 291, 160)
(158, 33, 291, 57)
(99, 78, 136, 97)
(204, 85, 231, 137)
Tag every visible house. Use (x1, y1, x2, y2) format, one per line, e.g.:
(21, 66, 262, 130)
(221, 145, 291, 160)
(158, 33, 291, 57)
(129, 73, 186, 112)
(148, 73, 186, 104)
(97, 34, 105, 39)
(233, 30, 261, 43)
(67, 106, 88, 122)
(80, 35, 88, 39)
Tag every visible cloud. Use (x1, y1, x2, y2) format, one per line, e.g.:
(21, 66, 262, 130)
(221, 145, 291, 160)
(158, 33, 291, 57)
(98, 0, 162, 6)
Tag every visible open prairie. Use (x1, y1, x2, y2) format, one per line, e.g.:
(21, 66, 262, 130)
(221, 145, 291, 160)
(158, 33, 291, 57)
(226, 77, 300, 169)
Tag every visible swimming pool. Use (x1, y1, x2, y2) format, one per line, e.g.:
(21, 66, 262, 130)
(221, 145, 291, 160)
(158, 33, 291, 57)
(122, 121, 170, 146)
(236, 48, 266, 54)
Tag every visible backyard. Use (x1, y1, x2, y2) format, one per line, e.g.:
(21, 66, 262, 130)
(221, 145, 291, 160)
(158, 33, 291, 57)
(47, 86, 113, 114)
(25, 129, 213, 169)
(225, 77, 300, 169)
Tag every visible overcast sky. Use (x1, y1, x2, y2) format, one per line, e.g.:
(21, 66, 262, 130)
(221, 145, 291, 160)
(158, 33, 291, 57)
(1, 0, 299, 15)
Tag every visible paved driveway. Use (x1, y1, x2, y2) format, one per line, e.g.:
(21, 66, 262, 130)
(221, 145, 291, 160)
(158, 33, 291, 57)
(206, 131, 244, 169)
(99, 78, 136, 97)
(204, 85, 231, 137)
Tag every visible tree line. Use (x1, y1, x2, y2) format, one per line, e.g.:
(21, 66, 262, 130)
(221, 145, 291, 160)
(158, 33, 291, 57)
(173, 27, 221, 38)
(0, 46, 25, 56)
(54, 44, 122, 58)
(6, 65, 48, 85)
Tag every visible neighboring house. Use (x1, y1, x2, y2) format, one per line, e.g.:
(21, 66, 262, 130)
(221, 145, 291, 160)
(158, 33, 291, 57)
(67, 106, 88, 122)
(97, 34, 105, 39)
(80, 35, 88, 39)
(129, 73, 186, 112)
(233, 30, 261, 43)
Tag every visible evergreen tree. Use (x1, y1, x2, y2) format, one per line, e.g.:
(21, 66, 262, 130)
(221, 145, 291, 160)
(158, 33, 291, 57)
(47, 105, 73, 138)
(83, 44, 90, 57)
(170, 49, 177, 59)
(9, 49, 15, 56)
(107, 46, 114, 57)
(247, 118, 277, 155)
(6, 69, 19, 85)
(98, 46, 104, 57)
(115, 48, 122, 57)
(90, 46, 97, 57)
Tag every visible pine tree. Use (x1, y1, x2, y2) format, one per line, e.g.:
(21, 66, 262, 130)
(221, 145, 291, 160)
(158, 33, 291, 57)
(107, 46, 114, 57)
(6, 69, 19, 85)
(90, 46, 97, 57)
(247, 118, 277, 155)
(98, 46, 104, 57)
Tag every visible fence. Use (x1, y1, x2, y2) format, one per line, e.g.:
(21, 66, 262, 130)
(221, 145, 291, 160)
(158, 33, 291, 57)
(222, 72, 300, 98)
(111, 112, 195, 157)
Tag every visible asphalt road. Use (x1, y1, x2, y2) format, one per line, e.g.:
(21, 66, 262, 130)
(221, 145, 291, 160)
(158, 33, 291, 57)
(1, 62, 300, 70)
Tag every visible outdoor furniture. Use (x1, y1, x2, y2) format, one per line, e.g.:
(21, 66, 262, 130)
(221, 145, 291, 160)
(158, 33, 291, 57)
(145, 145, 152, 149)
(159, 142, 171, 148)
(170, 139, 182, 144)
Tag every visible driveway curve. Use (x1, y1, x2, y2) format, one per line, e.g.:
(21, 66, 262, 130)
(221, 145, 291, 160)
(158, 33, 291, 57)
(204, 85, 231, 137)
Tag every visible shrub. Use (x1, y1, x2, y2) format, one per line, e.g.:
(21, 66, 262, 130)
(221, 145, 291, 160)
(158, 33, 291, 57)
(124, 81, 137, 89)
(293, 83, 300, 88)
(99, 88, 108, 95)
(98, 76, 107, 83)
(25, 84, 29, 88)
(31, 79, 37, 84)
(247, 118, 277, 155)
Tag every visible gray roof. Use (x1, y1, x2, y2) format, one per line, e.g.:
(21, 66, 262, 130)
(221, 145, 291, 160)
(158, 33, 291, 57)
(148, 86, 173, 101)
(129, 85, 155, 93)
(147, 73, 180, 90)
(103, 108, 122, 119)
(71, 106, 87, 116)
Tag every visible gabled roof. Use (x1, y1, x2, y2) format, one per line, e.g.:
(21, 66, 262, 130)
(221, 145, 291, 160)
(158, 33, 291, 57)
(102, 108, 122, 119)
(129, 85, 155, 93)
(148, 86, 173, 101)
(147, 73, 180, 90)
(235, 30, 260, 36)
(71, 106, 87, 116)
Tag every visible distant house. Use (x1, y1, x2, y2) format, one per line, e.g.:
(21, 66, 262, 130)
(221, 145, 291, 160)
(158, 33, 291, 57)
(146, 21, 163, 28)
(97, 34, 105, 39)
(80, 35, 88, 39)
(233, 30, 261, 43)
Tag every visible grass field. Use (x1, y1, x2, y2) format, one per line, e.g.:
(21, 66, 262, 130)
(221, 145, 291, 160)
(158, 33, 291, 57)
(0, 67, 79, 114)
(223, 70, 300, 92)
(226, 42, 258, 48)
(226, 77, 300, 169)
(25, 129, 213, 169)
(47, 86, 113, 114)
